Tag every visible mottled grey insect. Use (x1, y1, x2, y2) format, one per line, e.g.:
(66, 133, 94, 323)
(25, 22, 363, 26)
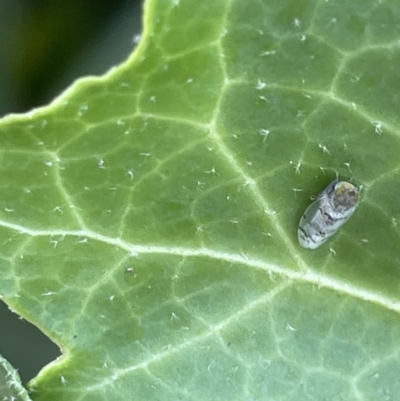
(298, 180, 359, 249)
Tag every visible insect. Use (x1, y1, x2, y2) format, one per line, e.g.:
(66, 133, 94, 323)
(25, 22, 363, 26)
(298, 179, 359, 249)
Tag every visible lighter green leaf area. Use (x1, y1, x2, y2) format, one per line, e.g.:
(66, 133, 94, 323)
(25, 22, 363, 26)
(1, 0, 400, 400)
(0, 354, 31, 401)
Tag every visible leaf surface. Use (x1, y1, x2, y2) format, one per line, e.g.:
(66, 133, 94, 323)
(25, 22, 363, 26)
(1, 0, 400, 400)
(0, 354, 31, 401)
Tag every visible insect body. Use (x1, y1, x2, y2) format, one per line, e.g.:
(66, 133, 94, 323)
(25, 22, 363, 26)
(298, 180, 359, 249)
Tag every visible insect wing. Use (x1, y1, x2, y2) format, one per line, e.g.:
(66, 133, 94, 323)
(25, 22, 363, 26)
(298, 197, 328, 249)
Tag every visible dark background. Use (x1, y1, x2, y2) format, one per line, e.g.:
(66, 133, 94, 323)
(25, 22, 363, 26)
(0, 0, 143, 383)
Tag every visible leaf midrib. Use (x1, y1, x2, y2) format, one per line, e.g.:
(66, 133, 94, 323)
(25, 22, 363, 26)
(1, 221, 399, 314)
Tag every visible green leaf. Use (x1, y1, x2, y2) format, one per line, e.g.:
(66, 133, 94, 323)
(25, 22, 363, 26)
(0, 354, 31, 401)
(1, 0, 400, 400)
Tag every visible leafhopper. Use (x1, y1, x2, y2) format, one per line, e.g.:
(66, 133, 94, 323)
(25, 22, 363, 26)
(298, 180, 359, 249)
